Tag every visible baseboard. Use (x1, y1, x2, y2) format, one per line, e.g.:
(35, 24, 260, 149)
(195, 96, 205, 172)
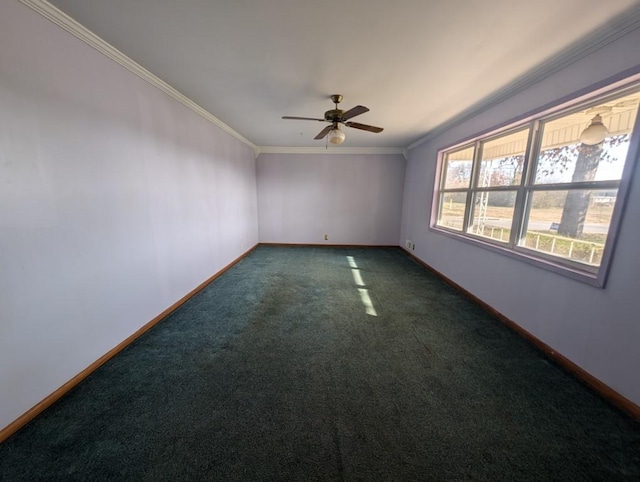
(402, 248, 640, 421)
(0, 244, 258, 444)
(258, 242, 400, 248)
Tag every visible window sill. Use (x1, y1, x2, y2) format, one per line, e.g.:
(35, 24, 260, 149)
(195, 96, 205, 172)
(429, 224, 605, 288)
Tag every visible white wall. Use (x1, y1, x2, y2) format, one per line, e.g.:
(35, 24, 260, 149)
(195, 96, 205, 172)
(401, 27, 640, 405)
(0, 0, 258, 431)
(257, 153, 405, 245)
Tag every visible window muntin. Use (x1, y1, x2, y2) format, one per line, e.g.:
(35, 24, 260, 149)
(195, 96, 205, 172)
(433, 83, 640, 284)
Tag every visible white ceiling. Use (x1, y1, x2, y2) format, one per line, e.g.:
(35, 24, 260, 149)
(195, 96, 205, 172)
(46, 0, 640, 149)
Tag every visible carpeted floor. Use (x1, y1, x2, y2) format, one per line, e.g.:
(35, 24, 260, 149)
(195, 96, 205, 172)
(1, 246, 638, 480)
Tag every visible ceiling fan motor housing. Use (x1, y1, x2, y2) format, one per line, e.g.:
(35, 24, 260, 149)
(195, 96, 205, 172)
(324, 109, 345, 122)
(325, 94, 345, 122)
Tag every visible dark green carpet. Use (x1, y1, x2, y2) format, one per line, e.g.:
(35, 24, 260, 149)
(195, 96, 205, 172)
(1, 246, 638, 481)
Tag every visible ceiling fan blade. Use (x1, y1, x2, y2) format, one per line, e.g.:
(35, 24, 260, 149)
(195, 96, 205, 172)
(345, 121, 384, 133)
(282, 116, 325, 121)
(314, 125, 333, 140)
(341, 105, 369, 121)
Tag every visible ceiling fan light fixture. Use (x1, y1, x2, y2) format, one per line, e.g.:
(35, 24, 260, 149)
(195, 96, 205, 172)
(328, 126, 346, 145)
(580, 114, 609, 145)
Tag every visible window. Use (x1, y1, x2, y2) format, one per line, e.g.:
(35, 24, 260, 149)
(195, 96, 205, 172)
(432, 81, 640, 286)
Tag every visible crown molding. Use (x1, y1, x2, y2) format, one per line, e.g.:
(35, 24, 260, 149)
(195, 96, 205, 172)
(24, 0, 639, 158)
(407, 5, 640, 152)
(257, 146, 406, 157)
(18, 0, 258, 151)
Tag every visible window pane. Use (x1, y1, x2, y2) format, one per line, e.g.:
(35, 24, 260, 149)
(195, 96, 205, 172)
(437, 192, 468, 231)
(443, 146, 474, 189)
(534, 91, 640, 184)
(519, 189, 618, 267)
(467, 191, 517, 242)
(479, 129, 528, 187)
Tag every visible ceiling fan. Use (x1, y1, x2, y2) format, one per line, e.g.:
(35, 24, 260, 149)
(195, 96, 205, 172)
(282, 94, 384, 145)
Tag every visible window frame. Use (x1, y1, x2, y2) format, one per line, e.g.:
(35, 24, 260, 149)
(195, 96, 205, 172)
(430, 77, 640, 288)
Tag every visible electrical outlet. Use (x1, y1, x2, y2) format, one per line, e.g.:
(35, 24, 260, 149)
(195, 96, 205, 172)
(324, 234, 328, 240)
(405, 239, 412, 249)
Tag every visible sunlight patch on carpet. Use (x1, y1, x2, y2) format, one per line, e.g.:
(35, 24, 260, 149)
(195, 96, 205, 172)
(347, 256, 377, 317)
